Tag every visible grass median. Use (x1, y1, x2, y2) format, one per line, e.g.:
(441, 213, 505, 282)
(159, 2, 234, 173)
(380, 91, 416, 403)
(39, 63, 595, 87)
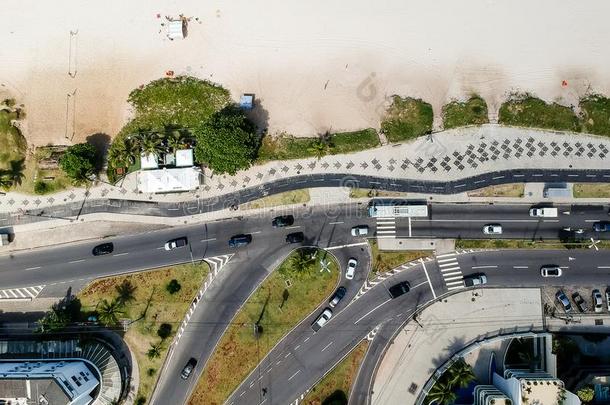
(467, 183, 524, 198)
(79, 263, 208, 404)
(573, 183, 610, 198)
(302, 340, 369, 405)
(455, 239, 610, 250)
(241, 189, 310, 210)
(369, 240, 432, 279)
(189, 248, 339, 405)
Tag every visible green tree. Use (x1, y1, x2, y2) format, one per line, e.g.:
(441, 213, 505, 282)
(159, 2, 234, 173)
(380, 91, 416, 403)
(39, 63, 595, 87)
(308, 139, 330, 160)
(194, 106, 259, 175)
(147, 342, 162, 359)
(115, 279, 137, 305)
(281, 248, 316, 279)
(157, 323, 172, 340)
(59, 143, 98, 182)
(166, 279, 182, 294)
(165, 126, 190, 153)
(97, 298, 124, 326)
(577, 386, 595, 403)
(107, 138, 136, 168)
(134, 131, 165, 157)
(38, 296, 82, 332)
(426, 378, 457, 405)
(447, 359, 475, 388)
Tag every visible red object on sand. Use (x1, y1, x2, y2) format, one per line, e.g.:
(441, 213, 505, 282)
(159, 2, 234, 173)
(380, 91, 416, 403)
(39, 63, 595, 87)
(156, 13, 161, 18)
(166, 70, 174, 77)
(562, 80, 568, 87)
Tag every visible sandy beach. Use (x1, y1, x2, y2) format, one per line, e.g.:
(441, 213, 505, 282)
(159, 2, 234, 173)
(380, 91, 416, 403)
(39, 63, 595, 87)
(1, 0, 609, 146)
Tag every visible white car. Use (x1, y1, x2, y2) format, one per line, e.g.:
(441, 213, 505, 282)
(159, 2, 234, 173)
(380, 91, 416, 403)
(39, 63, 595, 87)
(345, 258, 358, 280)
(313, 308, 333, 330)
(483, 224, 502, 235)
(593, 289, 603, 313)
(351, 225, 369, 237)
(606, 290, 610, 312)
(540, 266, 562, 277)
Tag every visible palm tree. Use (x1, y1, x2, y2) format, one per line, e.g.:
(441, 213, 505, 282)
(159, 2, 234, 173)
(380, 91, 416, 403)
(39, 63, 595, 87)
(115, 280, 136, 306)
(0, 172, 13, 190)
(108, 140, 136, 168)
(134, 131, 165, 158)
(291, 249, 316, 272)
(165, 127, 189, 153)
(97, 298, 124, 326)
(147, 343, 162, 359)
(426, 378, 457, 405)
(5, 158, 25, 187)
(447, 359, 475, 388)
(307, 139, 329, 160)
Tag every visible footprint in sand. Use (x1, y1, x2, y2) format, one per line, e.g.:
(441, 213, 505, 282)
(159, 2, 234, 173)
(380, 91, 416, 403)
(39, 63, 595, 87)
(216, 9, 221, 18)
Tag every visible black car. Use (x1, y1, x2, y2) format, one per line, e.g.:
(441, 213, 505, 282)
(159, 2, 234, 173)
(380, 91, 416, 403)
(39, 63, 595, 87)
(593, 221, 610, 232)
(181, 358, 197, 380)
(229, 234, 252, 248)
(286, 232, 304, 244)
(329, 286, 347, 308)
(572, 292, 589, 312)
(388, 281, 411, 298)
(92, 242, 114, 256)
(272, 215, 294, 228)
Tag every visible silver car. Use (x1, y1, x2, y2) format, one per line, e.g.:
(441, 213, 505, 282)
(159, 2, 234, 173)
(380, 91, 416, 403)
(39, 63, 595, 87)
(483, 224, 502, 235)
(540, 266, 562, 277)
(593, 289, 603, 313)
(345, 258, 358, 280)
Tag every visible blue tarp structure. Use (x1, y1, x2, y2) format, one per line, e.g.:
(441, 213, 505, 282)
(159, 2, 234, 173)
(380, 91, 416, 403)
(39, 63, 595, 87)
(240, 94, 254, 110)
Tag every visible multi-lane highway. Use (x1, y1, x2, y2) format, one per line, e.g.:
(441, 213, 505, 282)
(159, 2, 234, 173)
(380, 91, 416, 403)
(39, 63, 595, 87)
(1, 202, 609, 405)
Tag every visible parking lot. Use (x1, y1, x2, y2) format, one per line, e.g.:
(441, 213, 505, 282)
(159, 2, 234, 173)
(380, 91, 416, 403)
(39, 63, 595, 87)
(543, 285, 610, 318)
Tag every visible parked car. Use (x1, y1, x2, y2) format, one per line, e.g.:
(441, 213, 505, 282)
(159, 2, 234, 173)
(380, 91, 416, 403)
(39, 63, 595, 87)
(181, 358, 197, 380)
(345, 258, 358, 280)
(593, 289, 603, 313)
(92, 242, 114, 256)
(572, 292, 588, 312)
(463, 273, 487, 287)
(329, 287, 347, 308)
(351, 225, 369, 237)
(272, 215, 294, 228)
(606, 288, 610, 312)
(388, 281, 411, 298)
(228, 234, 252, 248)
(286, 232, 304, 244)
(556, 290, 572, 313)
(529, 207, 558, 218)
(165, 237, 188, 251)
(482, 224, 502, 235)
(312, 308, 333, 331)
(593, 221, 610, 232)
(540, 265, 562, 278)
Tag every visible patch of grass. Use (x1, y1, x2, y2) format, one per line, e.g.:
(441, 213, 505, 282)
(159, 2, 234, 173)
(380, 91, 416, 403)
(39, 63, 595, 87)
(189, 249, 339, 405)
(256, 129, 379, 162)
(455, 239, 610, 250)
(302, 340, 369, 405)
(467, 183, 524, 198)
(369, 240, 432, 278)
(79, 263, 208, 404)
(573, 183, 610, 198)
(242, 189, 310, 210)
(499, 94, 579, 132)
(349, 188, 408, 199)
(381, 96, 433, 142)
(580, 95, 610, 136)
(442, 95, 489, 129)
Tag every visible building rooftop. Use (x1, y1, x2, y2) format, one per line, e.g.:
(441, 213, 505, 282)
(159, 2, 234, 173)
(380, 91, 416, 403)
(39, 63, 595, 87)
(136, 167, 201, 193)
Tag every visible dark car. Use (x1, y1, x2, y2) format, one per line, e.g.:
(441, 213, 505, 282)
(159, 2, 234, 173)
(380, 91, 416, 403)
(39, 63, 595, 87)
(593, 221, 610, 232)
(388, 281, 411, 298)
(164, 237, 188, 251)
(556, 290, 572, 313)
(181, 358, 197, 380)
(572, 292, 589, 312)
(229, 234, 252, 248)
(92, 242, 114, 256)
(272, 215, 295, 228)
(329, 286, 347, 308)
(286, 232, 304, 244)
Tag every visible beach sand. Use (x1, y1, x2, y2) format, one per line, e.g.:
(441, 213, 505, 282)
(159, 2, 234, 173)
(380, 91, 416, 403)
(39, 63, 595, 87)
(1, 0, 609, 146)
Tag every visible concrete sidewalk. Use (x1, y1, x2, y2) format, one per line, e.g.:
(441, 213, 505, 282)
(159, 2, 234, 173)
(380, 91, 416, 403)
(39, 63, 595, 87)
(1, 125, 609, 215)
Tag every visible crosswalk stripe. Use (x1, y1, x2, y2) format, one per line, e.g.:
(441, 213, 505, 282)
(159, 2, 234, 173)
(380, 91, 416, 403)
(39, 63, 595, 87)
(377, 230, 396, 234)
(436, 252, 457, 258)
(443, 272, 463, 279)
(438, 261, 458, 267)
(448, 285, 465, 290)
(446, 280, 464, 286)
(440, 266, 461, 273)
(437, 258, 457, 263)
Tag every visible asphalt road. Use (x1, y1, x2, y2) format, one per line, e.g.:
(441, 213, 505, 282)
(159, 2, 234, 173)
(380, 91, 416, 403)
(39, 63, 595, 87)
(228, 249, 610, 405)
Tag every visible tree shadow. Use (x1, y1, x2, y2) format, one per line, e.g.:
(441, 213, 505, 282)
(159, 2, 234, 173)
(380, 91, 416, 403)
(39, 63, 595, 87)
(244, 98, 270, 136)
(86, 132, 111, 171)
(322, 390, 348, 405)
(431, 335, 467, 368)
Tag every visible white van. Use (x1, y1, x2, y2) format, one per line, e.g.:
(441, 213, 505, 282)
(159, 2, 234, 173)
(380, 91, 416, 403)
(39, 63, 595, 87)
(529, 207, 558, 218)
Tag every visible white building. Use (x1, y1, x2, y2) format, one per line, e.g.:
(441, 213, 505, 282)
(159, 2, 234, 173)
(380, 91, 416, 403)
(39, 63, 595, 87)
(136, 149, 202, 193)
(0, 360, 99, 405)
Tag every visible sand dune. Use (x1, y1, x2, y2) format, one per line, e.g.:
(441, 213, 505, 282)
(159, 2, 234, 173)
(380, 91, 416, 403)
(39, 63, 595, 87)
(1, 0, 609, 146)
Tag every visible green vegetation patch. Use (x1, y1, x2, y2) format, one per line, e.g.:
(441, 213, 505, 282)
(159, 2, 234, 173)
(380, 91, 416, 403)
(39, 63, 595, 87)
(498, 94, 579, 132)
(580, 94, 610, 136)
(370, 240, 432, 279)
(189, 248, 339, 405)
(256, 128, 379, 162)
(467, 183, 525, 198)
(302, 340, 369, 405)
(78, 263, 208, 404)
(0, 102, 27, 190)
(455, 239, 610, 250)
(442, 95, 489, 129)
(242, 189, 310, 210)
(381, 96, 433, 142)
(424, 359, 476, 405)
(573, 183, 610, 198)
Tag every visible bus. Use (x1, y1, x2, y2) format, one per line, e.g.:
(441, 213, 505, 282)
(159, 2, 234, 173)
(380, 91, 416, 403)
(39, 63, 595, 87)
(367, 200, 428, 218)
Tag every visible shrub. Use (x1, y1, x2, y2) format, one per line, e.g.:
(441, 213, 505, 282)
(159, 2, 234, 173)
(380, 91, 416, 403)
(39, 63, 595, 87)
(34, 180, 49, 194)
(157, 323, 172, 340)
(166, 279, 181, 294)
(381, 96, 433, 142)
(59, 143, 97, 183)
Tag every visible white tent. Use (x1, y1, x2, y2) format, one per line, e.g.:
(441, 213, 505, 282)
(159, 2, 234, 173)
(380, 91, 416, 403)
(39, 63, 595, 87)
(140, 153, 159, 169)
(167, 20, 185, 40)
(175, 149, 194, 167)
(137, 167, 201, 193)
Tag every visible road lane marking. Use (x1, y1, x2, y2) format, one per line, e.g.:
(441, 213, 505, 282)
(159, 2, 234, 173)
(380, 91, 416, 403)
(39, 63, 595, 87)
(420, 258, 436, 299)
(328, 221, 344, 225)
(276, 360, 281, 365)
(288, 370, 301, 381)
(437, 258, 456, 264)
(354, 299, 391, 324)
(285, 226, 301, 230)
(68, 259, 85, 264)
(321, 341, 333, 352)
(492, 175, 505, 180)
(472, 265, 497, 269)
(436, 253, 456, 259)
(326, 242, 367, 250)
(598, 266, 610, 269)
(448, 285, 464, 290)
(377, 230, 397, 234)
(560, 266, 569, 269)
(284, 353, 291, 358)
(443, 272, 462, 279)
(408, 217, 412, 237)
(440, 266, 460, 272)
(25, 266, 41, 271)
(113, 253, 129, 257)
(156, 247, 165, 250)
(239, 392, 245, 397)
(446, 280, 464, 286)
(252, 231, 262, 234)
(303, 337, 310, 343)
(200, 238, 217, 242)
(294, 344, 301, 350)
(513, 266, 529, 269)
(413, 219, 539, 223)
